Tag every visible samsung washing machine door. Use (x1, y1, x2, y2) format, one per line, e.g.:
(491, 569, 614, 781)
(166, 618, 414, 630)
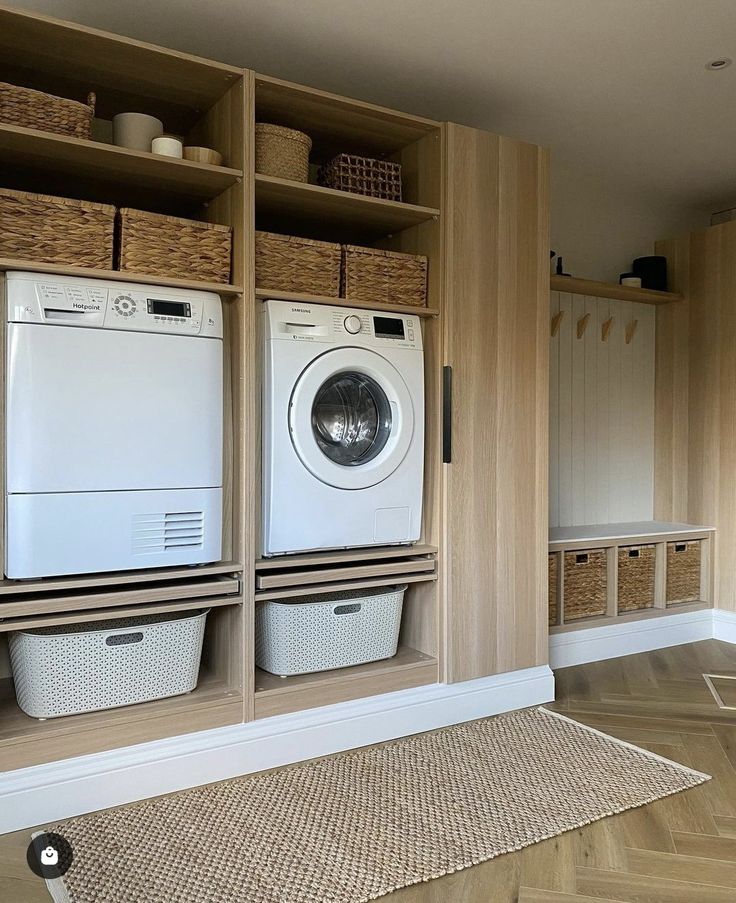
(289, 347, 415, 490)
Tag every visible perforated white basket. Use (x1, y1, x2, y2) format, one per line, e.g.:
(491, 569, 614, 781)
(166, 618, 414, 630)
(9, 609, 208, 719)
(256, 585, 405, 677)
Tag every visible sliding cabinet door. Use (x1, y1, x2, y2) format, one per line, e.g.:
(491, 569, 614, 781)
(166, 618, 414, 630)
(442, 124, 550, 682)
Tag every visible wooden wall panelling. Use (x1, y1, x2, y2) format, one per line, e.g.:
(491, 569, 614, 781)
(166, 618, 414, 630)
(549, 292, 655, 527)
(442, 124, 549, 683)
(653, 235, 691, 522)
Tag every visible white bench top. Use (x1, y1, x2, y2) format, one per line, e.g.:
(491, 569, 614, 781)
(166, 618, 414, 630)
(549, 521, 715, 546)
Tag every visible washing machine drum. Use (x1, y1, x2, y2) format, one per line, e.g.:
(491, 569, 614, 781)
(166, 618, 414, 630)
(289, 348, 415, 490)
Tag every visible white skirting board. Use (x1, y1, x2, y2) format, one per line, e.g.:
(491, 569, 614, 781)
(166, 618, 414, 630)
(0, 664, 554, 834)
(550, 608, 724, 669)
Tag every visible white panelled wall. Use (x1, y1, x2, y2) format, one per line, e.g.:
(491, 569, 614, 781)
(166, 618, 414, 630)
(550, 291, 655, 528)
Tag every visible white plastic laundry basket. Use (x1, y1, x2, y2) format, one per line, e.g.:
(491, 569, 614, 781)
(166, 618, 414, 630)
(256, 585, 405, 677)
(9, 609, 208, 719)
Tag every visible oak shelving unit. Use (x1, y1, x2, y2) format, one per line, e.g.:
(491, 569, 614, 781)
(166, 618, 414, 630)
(0, 6, 249, 767)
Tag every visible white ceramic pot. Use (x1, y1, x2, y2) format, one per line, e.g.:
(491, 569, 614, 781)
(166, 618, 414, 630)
(151, 136, 183, 158)
(113, 113, 164, 151)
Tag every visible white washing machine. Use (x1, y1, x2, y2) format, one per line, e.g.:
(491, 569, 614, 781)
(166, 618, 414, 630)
(5, 272, 223, 579)
(262, 299, 424, 556)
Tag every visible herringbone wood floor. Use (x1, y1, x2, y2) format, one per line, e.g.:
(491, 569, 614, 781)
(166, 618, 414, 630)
(2, 639, 736, 901)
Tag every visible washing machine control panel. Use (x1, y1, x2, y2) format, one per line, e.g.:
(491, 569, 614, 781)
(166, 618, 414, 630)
(107, 291, 203, 334)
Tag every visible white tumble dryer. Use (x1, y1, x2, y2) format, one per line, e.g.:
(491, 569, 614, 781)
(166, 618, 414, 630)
(5, 272, 223, 579)
(262, 299, 424, 556)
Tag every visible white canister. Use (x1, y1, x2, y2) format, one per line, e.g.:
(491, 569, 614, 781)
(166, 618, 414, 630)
(113, 113, 164, 151)
(621, 276, 642, 288)
(151, 135, 183, 158)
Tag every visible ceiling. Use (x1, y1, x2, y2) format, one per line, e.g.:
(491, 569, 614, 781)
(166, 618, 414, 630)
(9, 0, 736, 210)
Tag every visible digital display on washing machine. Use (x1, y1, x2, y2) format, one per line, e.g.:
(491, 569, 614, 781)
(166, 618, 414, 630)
(373, 316, 405, 339)
(147, 299, 191, 317)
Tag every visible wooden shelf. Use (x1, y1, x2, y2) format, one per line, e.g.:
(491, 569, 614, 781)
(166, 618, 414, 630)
(0, 667, 243, 771)
(0, 561, 241, 597)
(0, 124, 243, 213)
(0, 258, 243, 297)
(0, 577, 240, 625)
(255, 173, 440, 242)
(256, 544, 438, 571)
(254, 646, 437, 719)
(549, 601, 711, 635)
(255, 571, 437, 602)
(550, 275, 683, 305)
(255, 73, 440, 159)
(255, 288, 438, 318)
(549, 521, 715, 552)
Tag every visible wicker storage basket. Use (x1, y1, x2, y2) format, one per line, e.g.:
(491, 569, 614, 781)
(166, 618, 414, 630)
(318, 154, 402, 201)
(256, 585, 405, 677)
(117, 208, 232, 284)
(563, 549, 607, 621)
(9, 609, 208, 719)
(548, 554, 559, 626)
(0, 82, 95, 139)
(255, 230, 341, 296)
(255, 123, 312, 182)
(342, 245, 427, 308)
(0, 187, 114, 269)
(618, 545, 656, 612)
(666, 540, 701, 604)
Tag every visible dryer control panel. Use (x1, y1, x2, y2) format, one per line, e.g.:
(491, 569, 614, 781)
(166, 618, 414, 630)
(6, 272, 223, 339)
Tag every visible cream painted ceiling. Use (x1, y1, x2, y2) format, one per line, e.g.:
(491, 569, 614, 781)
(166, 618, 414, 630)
(10, 0, 736, 209)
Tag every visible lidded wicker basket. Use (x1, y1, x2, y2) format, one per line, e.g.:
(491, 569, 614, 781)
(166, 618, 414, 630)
(117, 208, 232, 284)
(255, 123, 312, 182)
(255, 230, 341, 296)
(0, 186, 114, 269)
(318, 154, 402, 201)
(0, 82, 95, 139)
(342, 245, 427, 308)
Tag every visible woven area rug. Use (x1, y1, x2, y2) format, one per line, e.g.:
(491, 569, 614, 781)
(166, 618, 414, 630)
(40, 707, 709, 903)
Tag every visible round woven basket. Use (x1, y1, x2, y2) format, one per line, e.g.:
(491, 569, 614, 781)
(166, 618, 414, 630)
(255, 123, 312, 182)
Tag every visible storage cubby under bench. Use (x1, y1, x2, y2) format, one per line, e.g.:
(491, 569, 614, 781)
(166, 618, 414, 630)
(548, 521, 715, 632)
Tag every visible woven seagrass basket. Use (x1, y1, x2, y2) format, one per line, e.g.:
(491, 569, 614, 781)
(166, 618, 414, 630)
(255, 231, 341, 296)
(318, 154, 402, 201)
(563, 549, 607, 621)
(548, 554, 559, 626)
(342, 245, 427, 308)
(0, 82, 95, 138)
(666, 541, 701, 604)
(117, 209, 232, 284)
(617, 545, 656, 612)
(0, 187, 114, 269)
(255, 123, 312, 182)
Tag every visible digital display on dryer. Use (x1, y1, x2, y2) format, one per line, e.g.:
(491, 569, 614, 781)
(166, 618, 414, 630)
(147, 299, 191, 317)
(373, 316, 405, 339)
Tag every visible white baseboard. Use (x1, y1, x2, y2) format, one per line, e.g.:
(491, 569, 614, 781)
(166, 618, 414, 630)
(549, 609, 714, 669)
(0, 664, 554, 834)
(713, 609, 736, 644)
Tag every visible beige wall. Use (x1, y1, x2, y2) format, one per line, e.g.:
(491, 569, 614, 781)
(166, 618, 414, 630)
(551, 157, 708, 284)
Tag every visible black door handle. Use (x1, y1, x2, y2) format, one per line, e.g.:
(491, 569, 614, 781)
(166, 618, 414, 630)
(442, 365, 452, 463)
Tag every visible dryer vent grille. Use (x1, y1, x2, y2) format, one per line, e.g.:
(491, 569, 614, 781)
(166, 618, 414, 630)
(132, 511, 205, 554)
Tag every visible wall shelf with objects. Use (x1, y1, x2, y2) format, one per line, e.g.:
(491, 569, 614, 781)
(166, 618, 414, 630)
(548, 522, 715, 633)
(550, 275, 683, 305)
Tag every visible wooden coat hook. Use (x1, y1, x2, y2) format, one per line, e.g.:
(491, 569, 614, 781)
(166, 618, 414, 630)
(601, 317, 614, 342)
(576, 312, 590, 339)
(625, 319, 638, 345)
(550, 310, 565, 337)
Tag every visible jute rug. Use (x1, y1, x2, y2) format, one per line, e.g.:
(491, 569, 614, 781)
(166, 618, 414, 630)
(40, 707, 709, 903)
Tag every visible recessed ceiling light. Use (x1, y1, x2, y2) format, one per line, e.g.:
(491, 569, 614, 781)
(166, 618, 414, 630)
(706, 57, 732, 70)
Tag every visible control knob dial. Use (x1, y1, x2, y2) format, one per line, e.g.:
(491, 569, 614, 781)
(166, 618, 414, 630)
(344, 314, 362, 334)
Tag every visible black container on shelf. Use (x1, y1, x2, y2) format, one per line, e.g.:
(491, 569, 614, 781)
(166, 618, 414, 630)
(632, 256, 667, 291)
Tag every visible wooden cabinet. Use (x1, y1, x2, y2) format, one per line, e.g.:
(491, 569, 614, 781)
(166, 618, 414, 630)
(441, 124, 550, 683)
